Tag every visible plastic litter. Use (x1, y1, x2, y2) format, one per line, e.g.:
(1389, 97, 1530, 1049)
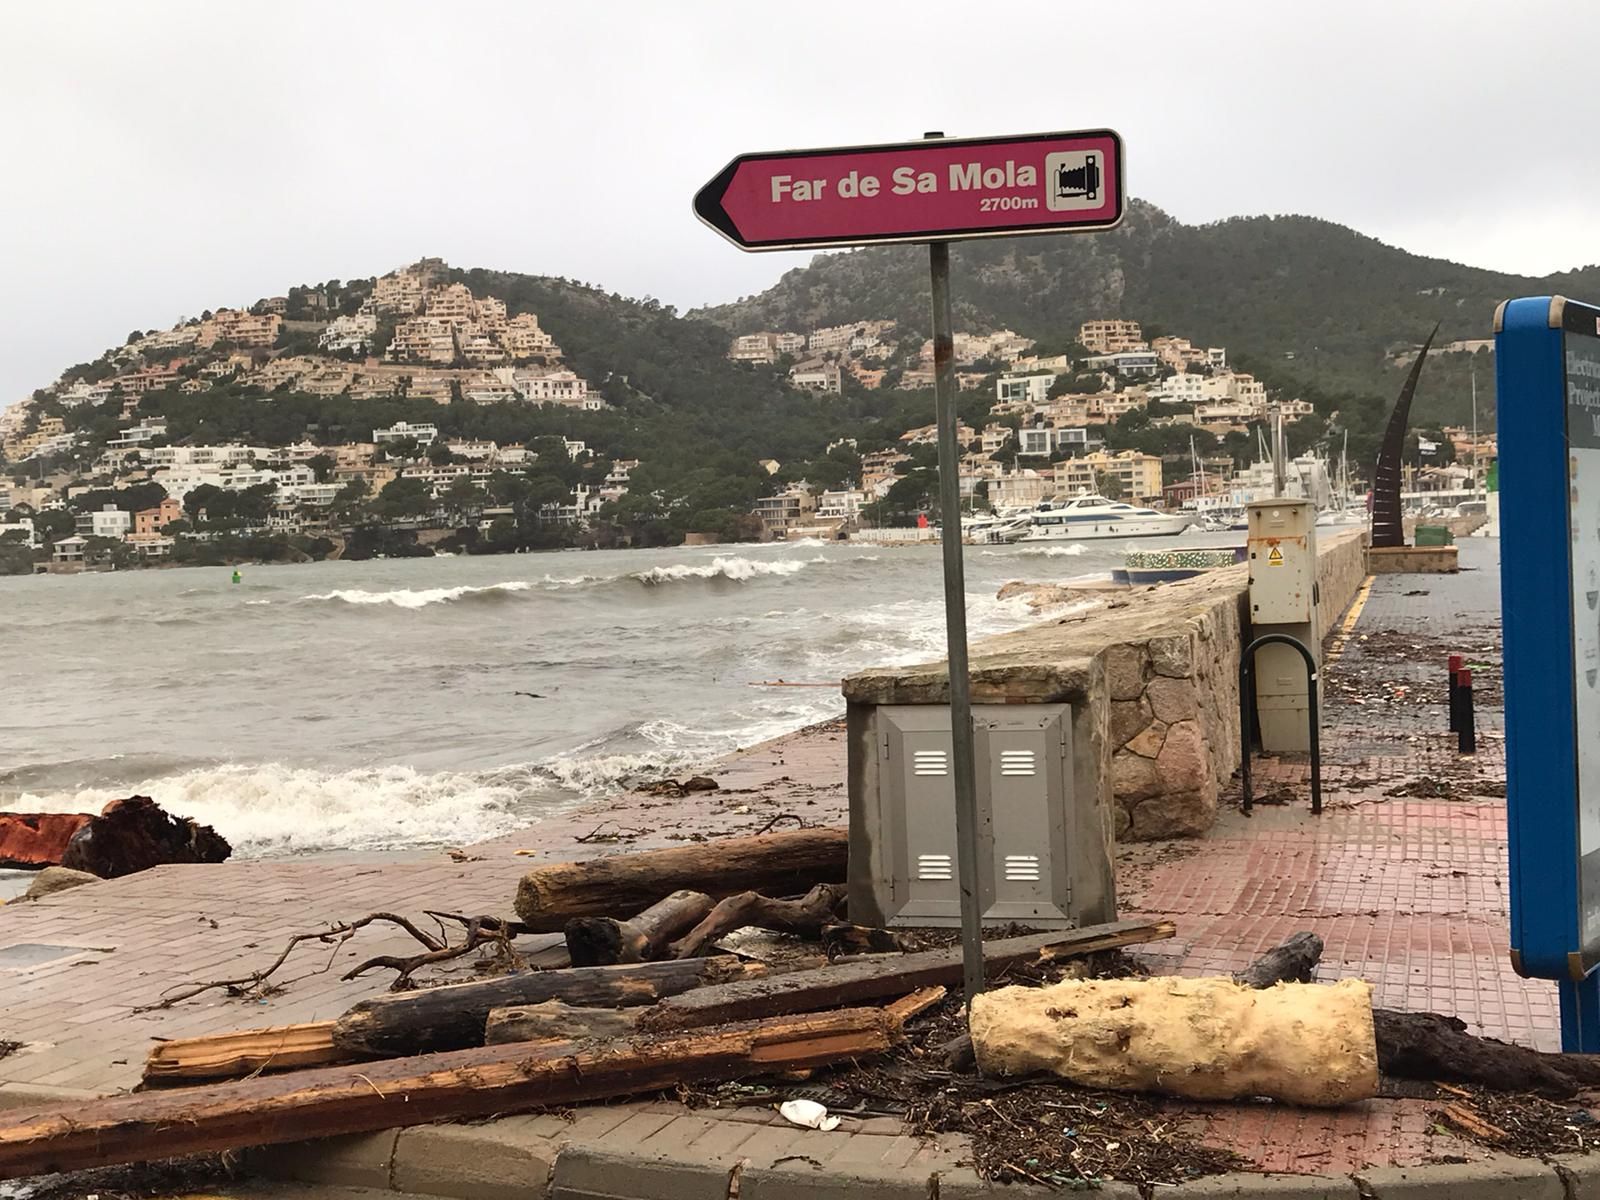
(778, 1098, 840, 1132)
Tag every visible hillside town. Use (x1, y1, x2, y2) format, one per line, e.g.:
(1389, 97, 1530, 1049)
(0, 263, 1494, 573)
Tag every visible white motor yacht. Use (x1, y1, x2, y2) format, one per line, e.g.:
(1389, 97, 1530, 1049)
(1019, 494, 1195, 541)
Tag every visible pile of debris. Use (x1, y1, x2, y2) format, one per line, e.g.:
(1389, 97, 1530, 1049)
(1, 828, 1596, 1186)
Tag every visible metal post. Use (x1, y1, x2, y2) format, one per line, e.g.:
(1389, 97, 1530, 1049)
(926, 185, 986, 1010)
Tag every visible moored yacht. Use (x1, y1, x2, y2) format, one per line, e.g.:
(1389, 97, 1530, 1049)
(1019, 494, 1194, 541)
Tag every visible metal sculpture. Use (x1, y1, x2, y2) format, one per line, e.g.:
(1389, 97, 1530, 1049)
(1370, 323, 1440, 548)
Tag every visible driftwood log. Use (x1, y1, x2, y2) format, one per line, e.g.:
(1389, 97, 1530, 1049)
(1241, 932, 1600, 1098)
(513, 828, 847, 931)
(145, 1022, 346, 1084)
(644, 919, 1177, 1031)
(332, 955, 762, 1057)
(0, 1009, 896, 1180)
(564, 889, 713, 967)
(670, 883, 846, 958)
(485, 1001, 643, 1045)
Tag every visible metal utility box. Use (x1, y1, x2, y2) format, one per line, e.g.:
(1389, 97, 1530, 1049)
(853, 703, 1085, 928)
(1246, 499, 1321, 752)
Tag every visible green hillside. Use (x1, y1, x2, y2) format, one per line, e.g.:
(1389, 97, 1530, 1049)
(698, 199, 1600, 430)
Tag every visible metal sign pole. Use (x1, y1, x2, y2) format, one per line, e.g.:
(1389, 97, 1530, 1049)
(928, 231, 986, 1009)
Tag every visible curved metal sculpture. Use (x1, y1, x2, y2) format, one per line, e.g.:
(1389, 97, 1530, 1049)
(1370, 323, 1440, 548)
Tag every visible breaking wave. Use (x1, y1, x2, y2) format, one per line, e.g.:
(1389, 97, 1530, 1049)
(632, 556, 810, 586)
(302, 581, 539, 608)
(981, 544, 1088, 558)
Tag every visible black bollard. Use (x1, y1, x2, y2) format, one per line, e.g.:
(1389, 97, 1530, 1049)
(1458, 667, 1476, 754)
(1448, 653, 1463, 733)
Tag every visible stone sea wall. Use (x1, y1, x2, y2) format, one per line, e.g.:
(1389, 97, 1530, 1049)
(844, 529, 1368, 844)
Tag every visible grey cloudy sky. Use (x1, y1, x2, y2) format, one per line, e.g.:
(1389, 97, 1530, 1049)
(3, 0, 1598, 406)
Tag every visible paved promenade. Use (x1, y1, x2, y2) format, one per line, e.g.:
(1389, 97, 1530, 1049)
(3, 537, 1581, 1198)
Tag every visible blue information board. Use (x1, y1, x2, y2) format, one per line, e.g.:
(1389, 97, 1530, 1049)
(1496, 295, 1600, 1051)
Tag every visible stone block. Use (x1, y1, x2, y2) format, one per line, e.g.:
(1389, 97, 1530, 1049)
(249, 1129, 399, 1190)
(1112, 749, 1163, 801)
(1171, 1171, 1359, 1197)
(1124, 719, 1168, 759)
(935, 1165, 1139, 1197)
(394, 1120, 558, 1200)
(1149, 633, 1195, 678)
(1156, 719, 1210, 793)
(1131, 787, 1215, 840)
(1146, 676, 1200, 724)
(1105, 644, 1148, 701)
(550, 1140, 735, 1200)
(1354, 1156, 1563, 1199)
(1110, 696, 1153, 749)
(1552, 1153, 1600, 1199)
(742, 1155, 936, 1199)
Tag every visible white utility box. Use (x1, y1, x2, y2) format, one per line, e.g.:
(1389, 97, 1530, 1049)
(1246, 499, 1320, 752)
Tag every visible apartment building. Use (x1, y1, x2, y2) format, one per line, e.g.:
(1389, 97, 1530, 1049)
(320, 312, 378, 353)
(373, 422, 439, 445)
(75, 505, 132, 539)
(512, 369, 590, 407)
(500, 313, 558, 361)
(106, 418, 169, 449)
(980, 423, 1013, 454)
(790, 362, 842, 394)
(388, 319, 456, 364)
(773, 332, 807, 356)
(1054, 450, 1164, 503)
(729, 333, 777, 364)
(371, 270, 426, 314)
(132, 497, 184, 537)
(753, 487, 817, 539)
(1078, 319, 1145, 354)
(424, 283, 479, 325)
(996, 373, 1053, 406)
(197, 309, 281, 349)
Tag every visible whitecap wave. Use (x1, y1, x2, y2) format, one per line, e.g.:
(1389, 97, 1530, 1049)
(303, 581, 537, 608)
(1007, 544, 1088, 558)
(632, 556, 808, 586)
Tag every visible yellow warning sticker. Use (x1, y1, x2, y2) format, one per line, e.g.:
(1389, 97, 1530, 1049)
(1267, 546, 1284, 566)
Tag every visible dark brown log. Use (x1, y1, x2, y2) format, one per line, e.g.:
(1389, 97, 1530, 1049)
(0, 1009, 895, 1180)
(145, 1022, 346, 1084)
(670, 883, 846, 959)
(485, 1001, 641, 1045)
(642, 919, 1177, 1031)
(1233, 932, 1324, 988)
(1372, 1008, 1600, 1098)
(513, 828, 847, 931)
(565, 889, 714, 967)
(332, 955, 762, 1057)
(823, 923, 910, 958)
(60, 796, 230, 878)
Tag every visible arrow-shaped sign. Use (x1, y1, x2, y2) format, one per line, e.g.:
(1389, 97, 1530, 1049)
(694, 129, 1124, 252)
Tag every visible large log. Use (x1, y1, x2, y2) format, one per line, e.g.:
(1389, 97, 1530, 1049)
(332, 954, 761, 1057)
(565, 889, 713, 967)
(61, 796, 230, 878)
(1234, 932, 1324, 988)
(970, 976, 1380, 1107)
(1372, 1008, 1600, 1098)
(670, 883, 846, 958)
(0, 1009, 895, 1180)
(513, 828, 847, 931)
(485, 1001, 642, 1045)
(0, 814, 91, 869)
(643, 919, 1177, 1031)
(145, 1022, 346, 1084)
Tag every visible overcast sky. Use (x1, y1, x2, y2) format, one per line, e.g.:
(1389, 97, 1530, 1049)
(3, 0, 1598, 406)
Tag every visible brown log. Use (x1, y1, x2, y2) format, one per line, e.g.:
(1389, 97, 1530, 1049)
(513, 828, 847, 931)
(670, 883, 846, 959)
(564, 889, 714, 967)
(884, 986, 946, 1026)
(332, 955, 762, 1058)
(1372, 1008, 1600, 1098)
(485, 1001, 642, 1045)
(642, 919, 1177, 1032)
(60, 796, 230, 878)
(0, 1009, 895, 1180)
(144, 1022, 346, 1084)
(0, 814, 91, 869)
(1233, 932, 1324, 988)
(823, 923, 909, 958)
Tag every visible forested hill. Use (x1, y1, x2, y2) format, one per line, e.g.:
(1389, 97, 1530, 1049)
(696, 199, 1600, 426)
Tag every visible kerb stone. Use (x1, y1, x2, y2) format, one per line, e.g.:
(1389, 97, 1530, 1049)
(1354, 1156, 1563, 1199)
(551, 1140, 735, 1200)
(248, 1129, 399, 1190)
(1170, 1171, 1359, 1197)
(393, 1119, 560, 1200)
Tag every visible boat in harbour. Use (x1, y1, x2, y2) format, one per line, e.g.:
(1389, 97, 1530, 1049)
(1019, 494, 1195, 541)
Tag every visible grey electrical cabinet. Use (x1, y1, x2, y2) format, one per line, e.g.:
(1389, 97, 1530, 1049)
(860, 703, 1078, 928)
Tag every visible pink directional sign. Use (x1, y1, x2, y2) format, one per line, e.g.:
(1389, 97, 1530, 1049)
(694, 129, 1124, 251)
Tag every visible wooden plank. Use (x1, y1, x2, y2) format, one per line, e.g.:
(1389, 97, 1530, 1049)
(513, 828, 847, 931)
(0, 1010, 894, 1179)
(884, 987, 946, 1025)
(332, 954, 762, 1058)
(145, 1021, 344, 1084)
(642, 919, 1177, 1031)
